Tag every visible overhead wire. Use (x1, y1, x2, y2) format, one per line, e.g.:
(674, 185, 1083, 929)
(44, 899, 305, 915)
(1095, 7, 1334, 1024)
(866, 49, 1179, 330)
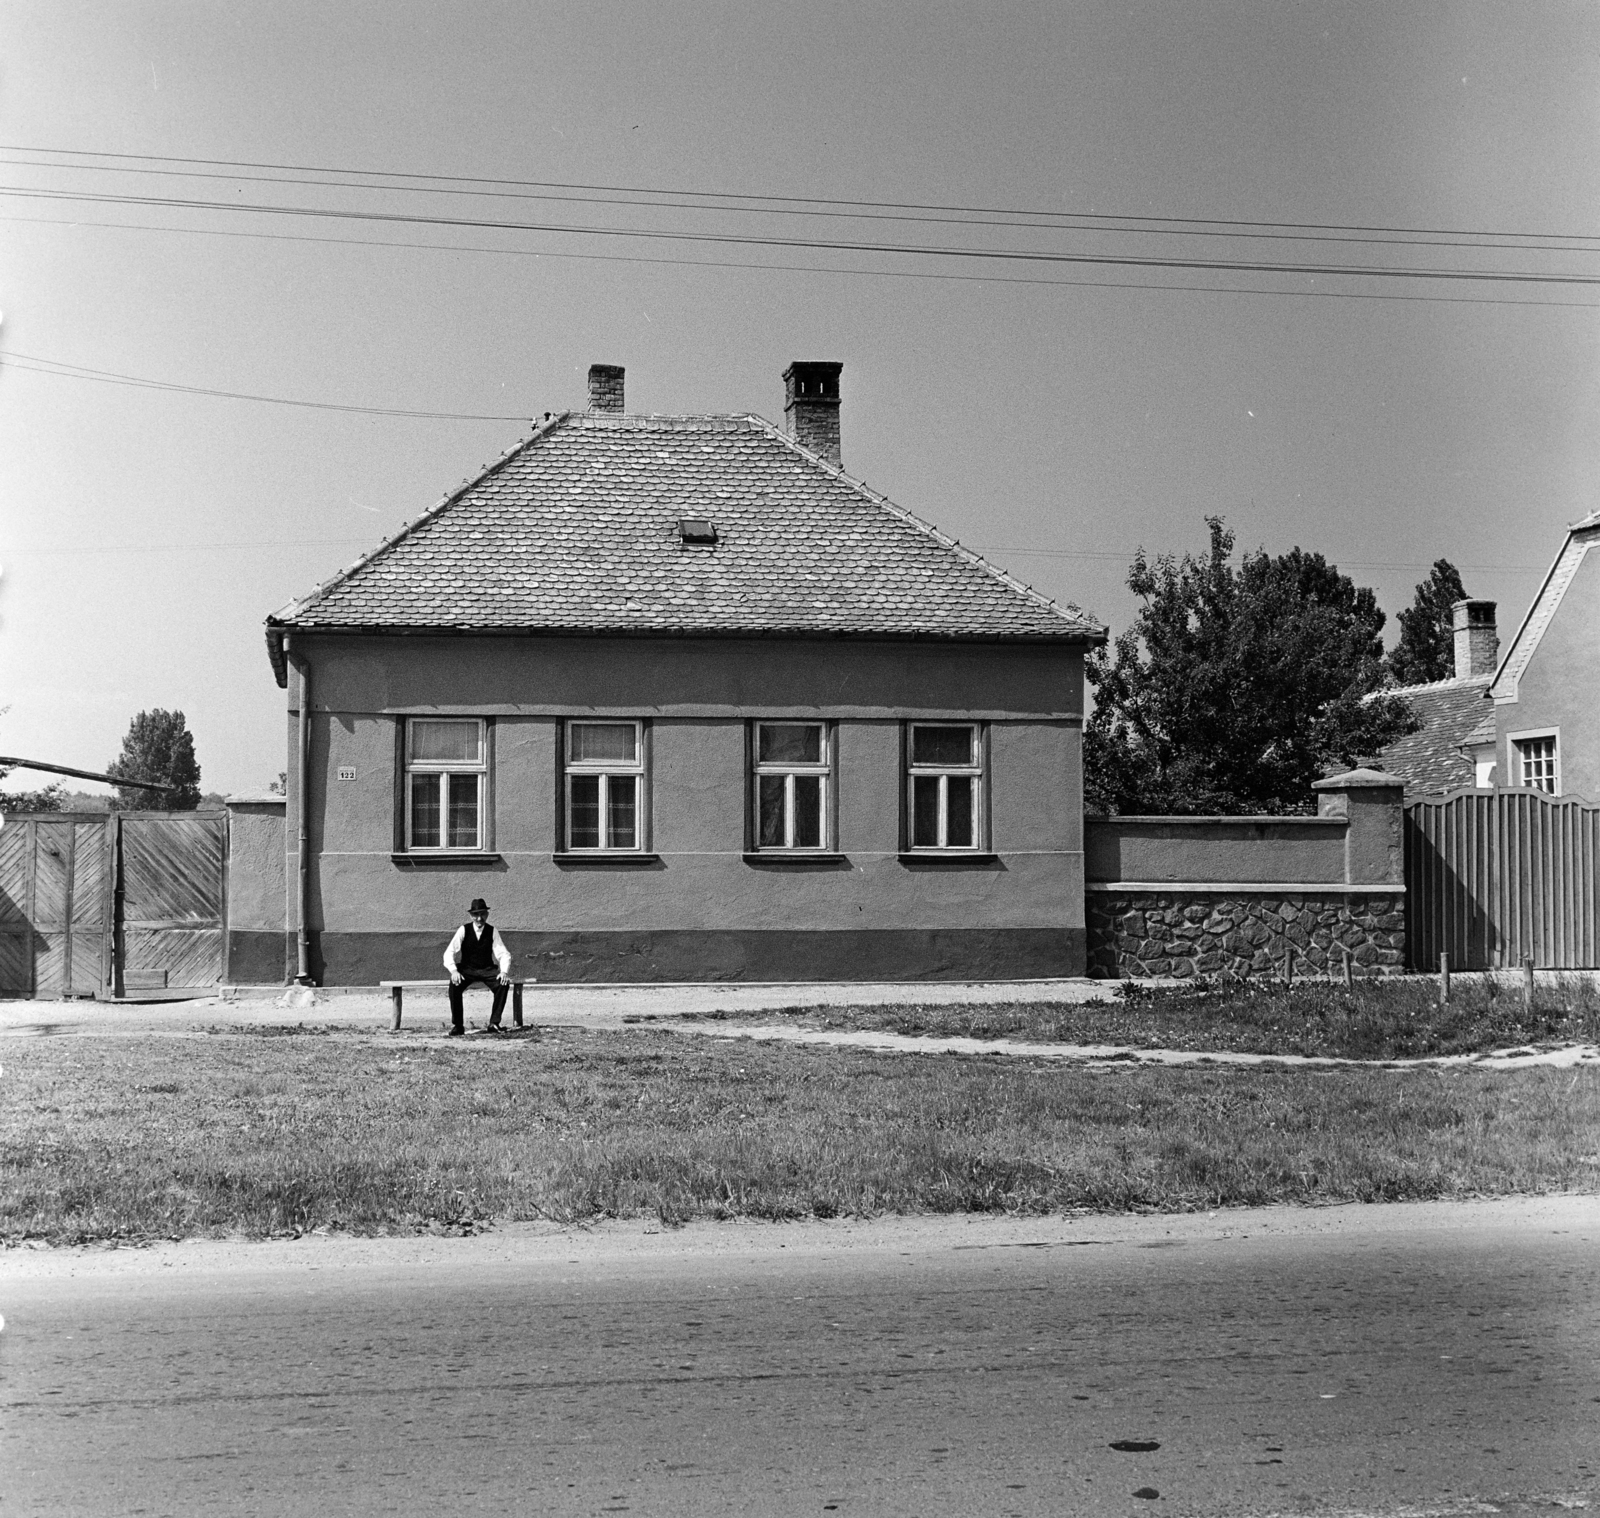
(1, 151, 1596, 255)
(10, 141, 1600, 244)
(5, 183, 1597, 285)
(1, 350, 530, 421)
(6, 209, 1598, 309)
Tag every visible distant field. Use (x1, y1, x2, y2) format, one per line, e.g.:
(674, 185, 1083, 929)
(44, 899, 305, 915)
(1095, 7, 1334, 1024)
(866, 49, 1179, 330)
(4, 1028, 1597, 1244)
(681, 975, 1600, 1060)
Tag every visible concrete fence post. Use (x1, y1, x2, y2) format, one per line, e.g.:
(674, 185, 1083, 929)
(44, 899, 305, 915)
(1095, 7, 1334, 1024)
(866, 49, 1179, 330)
(1310, 768, 1406, 888)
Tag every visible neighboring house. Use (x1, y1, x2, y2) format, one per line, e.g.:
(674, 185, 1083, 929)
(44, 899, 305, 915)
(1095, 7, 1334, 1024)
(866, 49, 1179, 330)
(1484, 509, 1600, 800)
(264, 362, 1105, 985)
(1372, 599, 1498, 799)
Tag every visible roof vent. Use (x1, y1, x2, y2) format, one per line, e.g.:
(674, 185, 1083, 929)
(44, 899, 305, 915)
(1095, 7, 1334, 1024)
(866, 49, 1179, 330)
(678, 518, 718, 545)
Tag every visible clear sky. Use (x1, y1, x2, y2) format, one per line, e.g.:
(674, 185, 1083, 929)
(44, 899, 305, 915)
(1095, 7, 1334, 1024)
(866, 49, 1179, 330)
(2, 1, 1596, 797)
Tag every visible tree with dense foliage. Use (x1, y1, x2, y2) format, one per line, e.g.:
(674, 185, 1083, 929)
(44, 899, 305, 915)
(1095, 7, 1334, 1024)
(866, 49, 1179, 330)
(0, 776, 65, 812)
(1085, 519, 1418, 815)
(1385, 558, 1468, 686)
(106, 709, 202, 811)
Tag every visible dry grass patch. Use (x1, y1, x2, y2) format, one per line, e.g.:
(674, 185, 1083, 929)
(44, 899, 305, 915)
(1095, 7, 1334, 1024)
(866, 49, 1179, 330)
(710, 975, 1600, 1059)
(4, 1029, 1597, 1244)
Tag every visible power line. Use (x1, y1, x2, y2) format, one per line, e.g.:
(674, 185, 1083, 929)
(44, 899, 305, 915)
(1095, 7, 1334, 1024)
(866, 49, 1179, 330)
(8, 212, 1597, 311)
(0, 350, 530, 421)
(2, 537, 375, 556)
(11, 141, 1599, 244)
(4, 183, 1597, 286)
(3, 151, 1595, 256)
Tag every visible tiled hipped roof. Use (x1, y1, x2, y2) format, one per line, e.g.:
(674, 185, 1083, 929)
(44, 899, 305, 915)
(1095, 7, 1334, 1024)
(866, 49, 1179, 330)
(1373, 675, 1493, 798)
(267, 412, 1100, 681)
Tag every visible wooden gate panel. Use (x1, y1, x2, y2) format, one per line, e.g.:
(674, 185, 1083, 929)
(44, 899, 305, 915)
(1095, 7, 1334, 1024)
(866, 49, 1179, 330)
(118, 816, 224, 991)
(69, 821, 109, 997)
(1406, 789, 1600, 970)
(0, 823, 31, 994)
(30, 822, 73, 997)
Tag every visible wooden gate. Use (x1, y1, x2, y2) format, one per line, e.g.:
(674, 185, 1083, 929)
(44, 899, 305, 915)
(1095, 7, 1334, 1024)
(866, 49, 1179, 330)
(117, 814, 226, 994)
(0, 815, 113, 996)
(0, 810, 225, 998)
(1405, 788, 1600, 970)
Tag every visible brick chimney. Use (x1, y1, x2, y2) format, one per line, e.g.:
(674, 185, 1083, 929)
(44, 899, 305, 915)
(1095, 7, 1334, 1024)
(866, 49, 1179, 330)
(1452, 599, 1498, 678)
(588, 364, 625, 413)
(783, 361, 842, 466)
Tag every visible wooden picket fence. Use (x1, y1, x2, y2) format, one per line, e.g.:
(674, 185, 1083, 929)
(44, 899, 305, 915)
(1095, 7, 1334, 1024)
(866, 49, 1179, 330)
(1405, 787, 1600, 970)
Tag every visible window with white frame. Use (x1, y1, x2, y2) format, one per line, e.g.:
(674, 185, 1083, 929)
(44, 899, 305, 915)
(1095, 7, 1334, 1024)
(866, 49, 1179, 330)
(752, 722, 831, 850)
(1514, 733, 1559, 794)
(406, 718, 487, 851)
(907, 723, 983, 850)
(565, 721, 645, 850)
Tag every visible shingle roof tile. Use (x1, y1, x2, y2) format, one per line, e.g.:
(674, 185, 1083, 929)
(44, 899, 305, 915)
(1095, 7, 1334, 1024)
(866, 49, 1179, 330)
(1373, 675, 1493, 798)
(270, 413, 1102, 644)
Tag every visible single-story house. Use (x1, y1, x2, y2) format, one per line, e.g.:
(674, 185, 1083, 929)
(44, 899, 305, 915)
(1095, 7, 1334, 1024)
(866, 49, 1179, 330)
(1373, 599, 1498, 798)
(1486, 509, 1600, 800)
(264, 362, 1106, 984)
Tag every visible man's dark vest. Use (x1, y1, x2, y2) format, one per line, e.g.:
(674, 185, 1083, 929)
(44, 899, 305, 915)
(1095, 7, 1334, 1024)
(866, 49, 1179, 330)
(459, 923, 498, 973)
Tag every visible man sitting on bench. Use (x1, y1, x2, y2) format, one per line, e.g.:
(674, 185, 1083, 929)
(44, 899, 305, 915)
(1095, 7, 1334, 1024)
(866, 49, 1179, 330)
(444, 897, 512, 1036)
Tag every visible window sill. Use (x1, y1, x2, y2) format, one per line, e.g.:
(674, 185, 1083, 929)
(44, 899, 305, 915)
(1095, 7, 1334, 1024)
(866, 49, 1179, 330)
(743, 852, 851, 867)
(391, 852, 502, 866)
(898, 851, 1001, 867)
(552, 852, 662, 867)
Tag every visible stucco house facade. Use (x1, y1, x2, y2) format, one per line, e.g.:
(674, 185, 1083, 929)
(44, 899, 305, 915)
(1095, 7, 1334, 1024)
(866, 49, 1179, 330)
(264, 363, 1105, 985)
(1487, 509, 1600, 801)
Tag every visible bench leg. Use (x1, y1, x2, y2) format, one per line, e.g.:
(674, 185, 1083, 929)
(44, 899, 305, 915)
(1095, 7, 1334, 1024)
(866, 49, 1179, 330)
(391, 985, 403, 1031)
(513, 982, 524, 1028)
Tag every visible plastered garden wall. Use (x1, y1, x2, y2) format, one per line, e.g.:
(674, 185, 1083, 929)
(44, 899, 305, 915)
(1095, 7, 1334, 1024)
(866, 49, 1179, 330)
(1083, 770, 1406, 979)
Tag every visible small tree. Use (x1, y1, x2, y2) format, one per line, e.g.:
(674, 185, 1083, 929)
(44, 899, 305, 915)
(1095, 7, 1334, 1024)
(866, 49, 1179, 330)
(106, 709, 202, 811)
(1386, 559, 1467, 686)
(1086, 518, 1418, 815)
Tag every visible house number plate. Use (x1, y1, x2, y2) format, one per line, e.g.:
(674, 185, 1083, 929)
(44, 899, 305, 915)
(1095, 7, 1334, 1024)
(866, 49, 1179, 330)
(337, 766, 357, 781)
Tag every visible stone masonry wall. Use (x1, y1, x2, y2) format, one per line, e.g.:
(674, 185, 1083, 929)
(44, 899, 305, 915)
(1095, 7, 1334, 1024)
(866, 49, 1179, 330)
(1086, 892, 1406, 980)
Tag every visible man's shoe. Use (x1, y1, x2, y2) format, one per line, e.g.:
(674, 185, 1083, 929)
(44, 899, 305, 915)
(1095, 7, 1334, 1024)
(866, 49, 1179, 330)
(446, 1027, 465, 1038)
(486, 1023, 504, 1035)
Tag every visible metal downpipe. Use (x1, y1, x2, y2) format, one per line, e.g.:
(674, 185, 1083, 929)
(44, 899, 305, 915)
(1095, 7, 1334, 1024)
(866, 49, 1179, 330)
(293, 640, 315, 985)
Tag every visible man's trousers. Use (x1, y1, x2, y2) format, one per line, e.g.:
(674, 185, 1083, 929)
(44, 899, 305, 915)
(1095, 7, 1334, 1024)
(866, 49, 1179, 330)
(448, 971, 508, 1030)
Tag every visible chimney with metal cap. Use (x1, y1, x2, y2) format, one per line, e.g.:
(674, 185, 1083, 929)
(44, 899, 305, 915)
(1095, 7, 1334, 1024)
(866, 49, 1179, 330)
(588, 364, 625, 413)
(783, 361, 843, 466)
(1452, 599, 1498, 678)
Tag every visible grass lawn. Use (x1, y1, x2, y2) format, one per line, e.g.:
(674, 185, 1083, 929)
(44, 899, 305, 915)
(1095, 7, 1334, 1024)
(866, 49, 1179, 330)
(683, 976, 1600, 1060)
(4, 1027, 1597, 1244)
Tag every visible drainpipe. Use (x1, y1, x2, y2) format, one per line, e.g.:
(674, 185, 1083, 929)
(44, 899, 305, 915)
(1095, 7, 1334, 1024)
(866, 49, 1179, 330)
(292, 637, 315, 985)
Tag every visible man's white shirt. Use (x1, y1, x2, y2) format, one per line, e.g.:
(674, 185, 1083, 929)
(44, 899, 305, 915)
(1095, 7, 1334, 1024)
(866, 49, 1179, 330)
(443, 924, 513, 978)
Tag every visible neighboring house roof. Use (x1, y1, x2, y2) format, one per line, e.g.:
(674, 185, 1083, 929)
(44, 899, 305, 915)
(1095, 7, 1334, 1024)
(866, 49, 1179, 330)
(1371, 675, 1493, 798)
(1490, 508, 1600, 705)
(266, 411, 1103, 685)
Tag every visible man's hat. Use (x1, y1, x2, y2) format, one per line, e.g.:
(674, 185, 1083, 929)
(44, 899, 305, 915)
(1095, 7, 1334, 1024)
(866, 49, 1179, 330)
(468, 898, 490, 915)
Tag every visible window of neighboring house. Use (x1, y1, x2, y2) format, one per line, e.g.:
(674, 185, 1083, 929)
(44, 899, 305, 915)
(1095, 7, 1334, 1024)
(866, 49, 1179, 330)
(406, 718, 487, 851)
(906, 723, 984, 850)
(1513, 732, 1559, 794)
(752, 722, 831, 850)
(565, 720, 646, 850)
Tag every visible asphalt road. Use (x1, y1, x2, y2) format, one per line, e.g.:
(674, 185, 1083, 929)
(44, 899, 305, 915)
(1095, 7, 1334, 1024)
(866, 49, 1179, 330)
(4, 1199, 1597, 1517)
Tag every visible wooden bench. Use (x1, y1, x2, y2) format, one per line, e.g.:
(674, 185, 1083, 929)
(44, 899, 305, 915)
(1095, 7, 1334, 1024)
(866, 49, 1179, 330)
(379, 979, 531, 1031)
